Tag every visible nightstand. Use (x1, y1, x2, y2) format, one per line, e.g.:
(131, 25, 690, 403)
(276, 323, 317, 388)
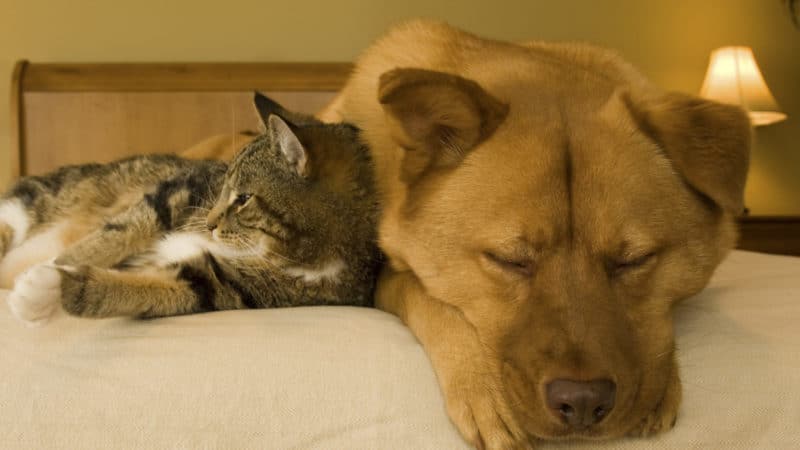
(737, 216, 800, 256)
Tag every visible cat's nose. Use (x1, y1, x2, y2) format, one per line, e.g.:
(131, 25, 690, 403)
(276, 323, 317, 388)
(206, 210, 221, 231)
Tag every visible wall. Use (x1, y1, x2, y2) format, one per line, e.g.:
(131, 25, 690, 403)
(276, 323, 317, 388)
(2, 0, 798, 213)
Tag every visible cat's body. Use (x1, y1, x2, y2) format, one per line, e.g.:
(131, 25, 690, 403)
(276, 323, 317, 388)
(1, 95, 380, 324)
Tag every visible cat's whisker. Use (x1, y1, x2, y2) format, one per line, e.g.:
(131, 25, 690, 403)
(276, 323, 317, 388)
(198, 190, 218, 209)
(175, 220, 209, 232)
(237, 237, 294, 266)
(264, 250, 302, 266)
(230, 238, 289, 271)
(233, 251, 282, 273)
(184, 206, 211, 213)
(176, 217, 207, 226)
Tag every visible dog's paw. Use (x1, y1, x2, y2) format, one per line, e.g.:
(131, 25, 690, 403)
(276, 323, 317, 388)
(628, 405, 678, 438)
(627, 369, 682, 438)
(446, 389, 535, 450)
(7, 262, 65, 326)
(438, 365, 534, 450)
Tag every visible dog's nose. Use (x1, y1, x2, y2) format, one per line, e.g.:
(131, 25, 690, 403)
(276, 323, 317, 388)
(545, 379, 616, 429)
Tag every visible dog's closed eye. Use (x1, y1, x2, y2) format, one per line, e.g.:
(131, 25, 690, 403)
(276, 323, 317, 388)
(610, 252, 656, 276)
(482, 251, 534, 277)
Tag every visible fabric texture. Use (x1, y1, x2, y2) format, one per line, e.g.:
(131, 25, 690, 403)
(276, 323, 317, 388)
(1, 250, 798, 449)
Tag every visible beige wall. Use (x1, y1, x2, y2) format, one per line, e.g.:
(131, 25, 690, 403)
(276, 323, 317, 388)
(2, 0, 798, 214)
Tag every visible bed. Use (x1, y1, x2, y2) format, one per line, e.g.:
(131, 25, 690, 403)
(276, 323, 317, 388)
(2, 62, 799, 449)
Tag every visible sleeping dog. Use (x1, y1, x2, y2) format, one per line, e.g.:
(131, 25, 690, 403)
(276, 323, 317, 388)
(319, 20, 750, 449)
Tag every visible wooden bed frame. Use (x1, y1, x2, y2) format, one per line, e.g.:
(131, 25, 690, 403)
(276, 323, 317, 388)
(9, 61, 800, 256)
(10, 61, 353, 177)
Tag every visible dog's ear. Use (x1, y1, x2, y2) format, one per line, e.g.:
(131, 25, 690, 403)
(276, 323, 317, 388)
(378, 68, 509, 184)
(623, 92, 751, 214)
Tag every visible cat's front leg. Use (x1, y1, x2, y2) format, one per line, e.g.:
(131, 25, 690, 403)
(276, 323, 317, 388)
(58, 264, 225, 319)
(8, 263, 152, 323)
(9, 256, 244, 324)
(56, 266, 176, 318)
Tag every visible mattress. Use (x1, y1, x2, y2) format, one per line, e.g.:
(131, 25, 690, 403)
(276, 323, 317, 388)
(1, 250, 798, 449)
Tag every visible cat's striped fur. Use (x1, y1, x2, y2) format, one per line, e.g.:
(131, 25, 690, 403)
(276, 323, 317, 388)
(1, 94, 380, 324)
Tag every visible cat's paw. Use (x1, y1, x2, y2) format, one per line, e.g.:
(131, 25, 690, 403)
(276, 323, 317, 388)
(7, 262, 66, 326)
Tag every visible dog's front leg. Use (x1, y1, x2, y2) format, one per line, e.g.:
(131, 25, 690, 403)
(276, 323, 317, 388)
(376, 268, 534, 450)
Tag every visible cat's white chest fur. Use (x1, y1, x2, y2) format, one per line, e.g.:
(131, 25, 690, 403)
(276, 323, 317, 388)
(285, 259, 347, 283)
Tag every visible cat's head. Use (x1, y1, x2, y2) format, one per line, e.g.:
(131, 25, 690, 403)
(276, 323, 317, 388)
(206, 93, 377, 272)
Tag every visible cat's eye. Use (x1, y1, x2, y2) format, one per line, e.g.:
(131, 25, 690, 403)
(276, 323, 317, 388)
(482, 251, 534, 276)
(235, 193, 253, 205)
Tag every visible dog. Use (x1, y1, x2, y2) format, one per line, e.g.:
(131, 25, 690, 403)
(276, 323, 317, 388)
(318, 20, 750, 449)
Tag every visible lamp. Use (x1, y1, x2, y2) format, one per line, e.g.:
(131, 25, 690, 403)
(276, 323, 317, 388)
(699, 46, 787, 126)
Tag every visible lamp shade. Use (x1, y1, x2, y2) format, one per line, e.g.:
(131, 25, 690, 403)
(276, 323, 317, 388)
(699, 46, 787, 126)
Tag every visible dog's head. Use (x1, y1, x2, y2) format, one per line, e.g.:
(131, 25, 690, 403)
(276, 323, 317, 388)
(376, 64, 749, 440)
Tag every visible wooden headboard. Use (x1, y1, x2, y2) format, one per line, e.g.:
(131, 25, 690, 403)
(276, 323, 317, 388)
(10, 61, 352, 177)
(9, 61, 799, 256)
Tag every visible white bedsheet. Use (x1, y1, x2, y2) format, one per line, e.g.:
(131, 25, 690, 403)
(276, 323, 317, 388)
(1, 250, 798, 449)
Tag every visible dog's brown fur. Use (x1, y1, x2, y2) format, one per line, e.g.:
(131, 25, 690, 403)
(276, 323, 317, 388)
(319, 20, 750, 448)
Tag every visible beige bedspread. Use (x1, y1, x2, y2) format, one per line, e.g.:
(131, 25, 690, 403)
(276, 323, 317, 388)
(1, 250, 799, 449)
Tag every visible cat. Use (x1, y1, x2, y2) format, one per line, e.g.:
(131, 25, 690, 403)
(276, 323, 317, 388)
(0, 93, 381, 325)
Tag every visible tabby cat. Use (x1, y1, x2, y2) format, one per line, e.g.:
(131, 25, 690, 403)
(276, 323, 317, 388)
(0, 93, 380, 325)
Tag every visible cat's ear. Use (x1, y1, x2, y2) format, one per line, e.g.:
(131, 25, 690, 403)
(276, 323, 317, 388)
(253, 92, 316, 127)
(268, 115, 308, 177)
(254, 92, 290, 125)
